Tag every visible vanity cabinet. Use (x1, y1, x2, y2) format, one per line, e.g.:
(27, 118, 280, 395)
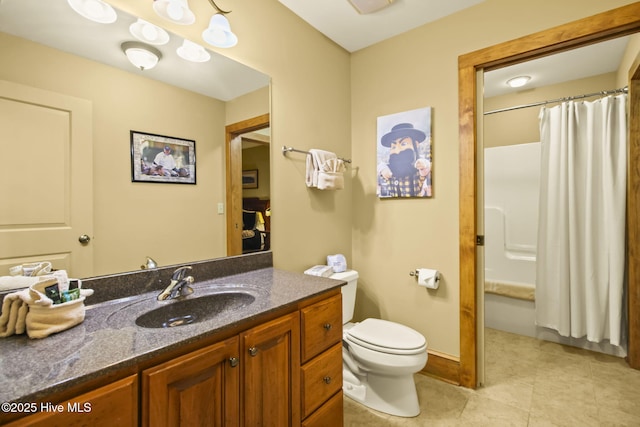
(143, 313, 300, 427)
(143, 336, 240, 427)
(242, 311, 300, 426)
(299, 294, 344, 426)
(3, 290, 343, 427)
(4, 375, 138, 427)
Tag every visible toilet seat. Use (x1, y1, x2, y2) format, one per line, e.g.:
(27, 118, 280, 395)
(344, 318, 427, 355)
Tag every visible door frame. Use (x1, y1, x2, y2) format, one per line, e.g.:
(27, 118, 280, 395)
(225, 113, 270, 256)
(458, 3, 640, 388)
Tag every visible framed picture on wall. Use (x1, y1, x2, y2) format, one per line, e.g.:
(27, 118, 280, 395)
(376, 107, 432, 198)
(130, 130, 196, 184)
(242, 169, 259, 189)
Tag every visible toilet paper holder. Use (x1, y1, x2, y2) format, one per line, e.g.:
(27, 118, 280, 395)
(409, 270, 419, 277)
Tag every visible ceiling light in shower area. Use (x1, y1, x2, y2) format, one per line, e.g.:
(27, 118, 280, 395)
(506, 76, 531, 88)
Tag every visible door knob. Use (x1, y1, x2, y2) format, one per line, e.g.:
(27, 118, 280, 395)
(78, 234, 91, 245)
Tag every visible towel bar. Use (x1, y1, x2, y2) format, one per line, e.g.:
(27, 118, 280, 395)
(282, 146, 351, 164)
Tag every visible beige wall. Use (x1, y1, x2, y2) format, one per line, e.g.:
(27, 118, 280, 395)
(350, 0, 637, 357)
(0, 32, 228, 276)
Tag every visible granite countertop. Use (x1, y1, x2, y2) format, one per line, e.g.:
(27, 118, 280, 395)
(0, 254, 343, 405)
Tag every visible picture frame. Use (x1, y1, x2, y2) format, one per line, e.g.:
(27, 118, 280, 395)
(130, 130, 196, 184)
(376, 107, 432, 198)
(242, 169, 259, 189)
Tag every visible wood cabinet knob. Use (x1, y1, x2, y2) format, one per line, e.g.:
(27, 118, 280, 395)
(323, 376, 332, 384)
(229, 357, 239, 367)
(323, 323, 332, 331)
(249, 347, 258, 357)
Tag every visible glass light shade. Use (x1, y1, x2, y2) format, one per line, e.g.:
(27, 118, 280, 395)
(202, 14, 238, 48)
(67, 0, 117, 24)
(177, 39, 211, 63)
(121, 42, 162, 71)
(130, 19, 170, 45)
(153, 0, 195, 25)
(506, 76, 531, 88)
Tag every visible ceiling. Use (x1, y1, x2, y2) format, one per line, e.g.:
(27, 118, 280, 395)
(278, 0, 630, 98)
(0, 0, 269, 101)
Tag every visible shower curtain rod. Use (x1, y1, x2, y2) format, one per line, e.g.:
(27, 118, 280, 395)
(483, 86, 628, 116)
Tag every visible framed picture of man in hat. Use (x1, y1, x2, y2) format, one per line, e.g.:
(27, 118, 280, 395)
(377, 107, 432, 198)
(130, 130, 196, 184)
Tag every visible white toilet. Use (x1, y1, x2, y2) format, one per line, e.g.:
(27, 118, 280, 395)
(332, 270, 428, 417)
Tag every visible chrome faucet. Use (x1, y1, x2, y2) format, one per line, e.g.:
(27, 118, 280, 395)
(157, 266, 195, 301)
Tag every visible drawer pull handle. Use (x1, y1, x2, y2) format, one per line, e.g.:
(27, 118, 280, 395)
(323, 376, 332, 384)
(249, 347, 258, 357)
(229, 357, 239, 367)
(323, 323, 332, 331)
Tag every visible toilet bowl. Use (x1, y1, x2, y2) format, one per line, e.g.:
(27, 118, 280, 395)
(331, 270, 428, 417)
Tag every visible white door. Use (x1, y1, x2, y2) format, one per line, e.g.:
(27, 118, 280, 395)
(0, 80, 93, 278)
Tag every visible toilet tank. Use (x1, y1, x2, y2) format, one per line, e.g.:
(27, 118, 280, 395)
(330, 270, 358, 324)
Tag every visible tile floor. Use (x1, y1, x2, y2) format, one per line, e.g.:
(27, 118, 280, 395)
(343, 328, 640, 426)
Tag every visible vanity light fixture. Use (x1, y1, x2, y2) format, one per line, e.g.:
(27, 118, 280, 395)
(129, 18, 170, 45)
(506, 76, 531, 88)
(153, 0, 196, 25)
(121, 42, 162, 71)
(67, 0, 117, 24)
(177, 39, 211, 63)
(202, 0, 237, 48)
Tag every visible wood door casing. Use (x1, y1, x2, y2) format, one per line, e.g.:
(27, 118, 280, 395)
(458, 3, 640, 388)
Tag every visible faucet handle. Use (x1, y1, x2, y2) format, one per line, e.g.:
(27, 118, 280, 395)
(171, 266, 193, 281)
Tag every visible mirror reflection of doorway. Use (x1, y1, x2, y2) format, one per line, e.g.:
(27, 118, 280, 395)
(225, 114, 270, 256)
(240, 128, 271, 254)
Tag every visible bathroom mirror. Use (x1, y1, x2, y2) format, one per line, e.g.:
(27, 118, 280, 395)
(0, 0, 270, 278)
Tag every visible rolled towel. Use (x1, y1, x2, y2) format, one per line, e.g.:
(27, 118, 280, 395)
(0, 289, 31, 337)
(0, 275, 53, 292)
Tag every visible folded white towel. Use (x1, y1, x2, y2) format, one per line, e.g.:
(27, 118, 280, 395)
(0, 289, 31, 337)
(318, 158, 346, 190)
(0, 275, 54, 292)
(9, 261, 52, 277)
(306, 149, 337, 188)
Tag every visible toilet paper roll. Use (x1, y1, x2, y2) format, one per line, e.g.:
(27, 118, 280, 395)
(417, 268, 441, 289)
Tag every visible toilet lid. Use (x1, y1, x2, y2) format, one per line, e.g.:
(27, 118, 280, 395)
(345, 318, 427, 355)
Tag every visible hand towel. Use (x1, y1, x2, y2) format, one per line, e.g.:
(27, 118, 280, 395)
(0, 275, 53, 292)
(306, 149, 337, 188)
(9, 261, 52, 277)
(318, 158, 346, 190)
(0, 289, 31, 337)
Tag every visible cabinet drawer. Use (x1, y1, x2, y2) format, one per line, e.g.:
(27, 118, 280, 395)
(302, 391, 343, 427)
(301, 343, 342, 418)
(301, 294, 342, 362)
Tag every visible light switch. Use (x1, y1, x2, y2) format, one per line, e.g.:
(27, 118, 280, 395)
(217, 202, 224, 214)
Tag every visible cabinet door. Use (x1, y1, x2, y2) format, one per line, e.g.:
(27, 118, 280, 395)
(143, 336, 240, 427)
(4, 375, 137, 427)
(242, 312, 300, 427)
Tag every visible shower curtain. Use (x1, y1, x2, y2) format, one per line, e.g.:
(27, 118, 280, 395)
(535, 94, 627, 346)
